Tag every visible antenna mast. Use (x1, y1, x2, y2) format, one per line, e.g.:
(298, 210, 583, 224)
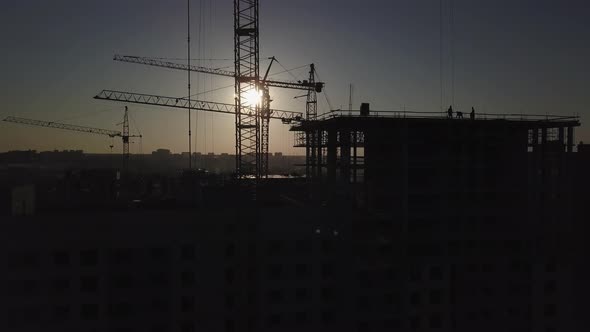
(348, 83, 353, 115)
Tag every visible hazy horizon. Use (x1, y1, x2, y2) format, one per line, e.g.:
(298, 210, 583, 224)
(2, 0, 589, 154)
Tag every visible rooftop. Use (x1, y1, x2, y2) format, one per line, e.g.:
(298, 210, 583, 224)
(292, 110, 581, 131)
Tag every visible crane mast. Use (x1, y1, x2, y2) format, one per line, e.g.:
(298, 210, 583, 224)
(306, 64, 319, 179)
(234, 0, 260, 181)
(122, 106, 130, 161)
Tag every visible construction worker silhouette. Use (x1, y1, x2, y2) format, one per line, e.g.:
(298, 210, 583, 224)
(447, 105, 453, 118)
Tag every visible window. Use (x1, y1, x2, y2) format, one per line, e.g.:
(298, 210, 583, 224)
(150, 247, 169, 261)
(268, 314, 281, 326)
(356, 296, 370, 311)
(225, 268, 234, 284)
(358, 270, 371, 287)
(410, 292, 421, 306)
(482, 286, 494, 296)
(23, 305, 41, 323)
(81, 303, 99, 320)
(108, 248, 134, 265)
(267, 241, 283, 255)
(53, 305, 70, 321)
(357, 321, 369, 332)
(80, 276, 98, 292)
(429, 314, 442, 328)
(322, 311, 333, 324)
(182, 296, 195, 313)
(248, 291, 256, 305)
(268, 290, 284, 304)
(268, 264, 283, 280)
(248, 243, 256, 257)
(54, 251, 70, 266)
(151, 298, 169, 313)
(182, 270, 195, 287)
(109, 302, 134, 318)
(384, 293, 395, 305)
(295, 240, 312, 253)
(150, 272, 169, 286)
(247, 222, 257, 233)
(429, 289, 443, 305)
(181, 245, 195, 260)
(295, 312, 307, 325)
(151, 324, 167, 332)
(410, 266, 422, 282)
(21, 279, 38, 294)
(544, 280, 557, 294)
(225, 319, 235, 332)
(410, 316, 421, 331)
(53, 278, 70, 293)
(9, 251, 39, 268)
(247, 316, 255, 332)
(295, 288, 309, 301)
(429, 266, 443, 280)
(181, 321, 195, 332)
(111, 275, 134, 289)
(321, 287, 334, 301)
(482, 263, 494, 273)
(225, 223, 236, 234)
(544, 304, 556, 317)
(80, 250, 98, 266)
(385, 267, 397, 281)
(508, 307, 522, 318)
(225, 294, 235, 308)
(384, 319, 400, 329)
(322, 239, 333, 253)
(295, 264, 308, 278)
(225, 243, 236, 258)
(321, 263, 334, 278)
(247, 266, 256, 281)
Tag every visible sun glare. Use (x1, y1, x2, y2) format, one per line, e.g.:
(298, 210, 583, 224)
(244, 89, 262, 107)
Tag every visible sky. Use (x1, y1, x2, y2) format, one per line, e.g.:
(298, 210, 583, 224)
(1, 0, 589, 155)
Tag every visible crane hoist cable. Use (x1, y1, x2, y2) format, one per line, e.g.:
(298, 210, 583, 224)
(313, 68, 334, 112)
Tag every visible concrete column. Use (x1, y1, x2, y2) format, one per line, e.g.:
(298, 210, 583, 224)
(532, 127, 539, 152)
(567, 126, 574, 153)
(317, 130, 323, 179)
(559, 126, 566, 153)
(352, 131, 358, 183)
(327, 129, 337, 183)
(310, 131, 317, 177)
(541, 127, 548, 145)
(305, 131, 311, 179)
(340, 130, 351, 183)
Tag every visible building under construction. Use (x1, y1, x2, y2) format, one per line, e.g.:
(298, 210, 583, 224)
(292, 105, 580, 209)
(1, 109, 588, 332)
(284, 106, 586, 331)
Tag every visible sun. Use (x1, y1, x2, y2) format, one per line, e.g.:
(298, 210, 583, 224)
(244, 89, 262, 107)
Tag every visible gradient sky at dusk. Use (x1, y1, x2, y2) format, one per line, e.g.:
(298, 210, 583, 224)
(1, 0, 589, 155)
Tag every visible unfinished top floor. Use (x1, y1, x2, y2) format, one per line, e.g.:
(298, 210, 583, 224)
(291, 109, 581, 184)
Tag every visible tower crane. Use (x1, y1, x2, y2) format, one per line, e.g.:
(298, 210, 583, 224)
(107, 55, 322, 179)
(2, 107, 141, 162)
(99, 0, 324, 183)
